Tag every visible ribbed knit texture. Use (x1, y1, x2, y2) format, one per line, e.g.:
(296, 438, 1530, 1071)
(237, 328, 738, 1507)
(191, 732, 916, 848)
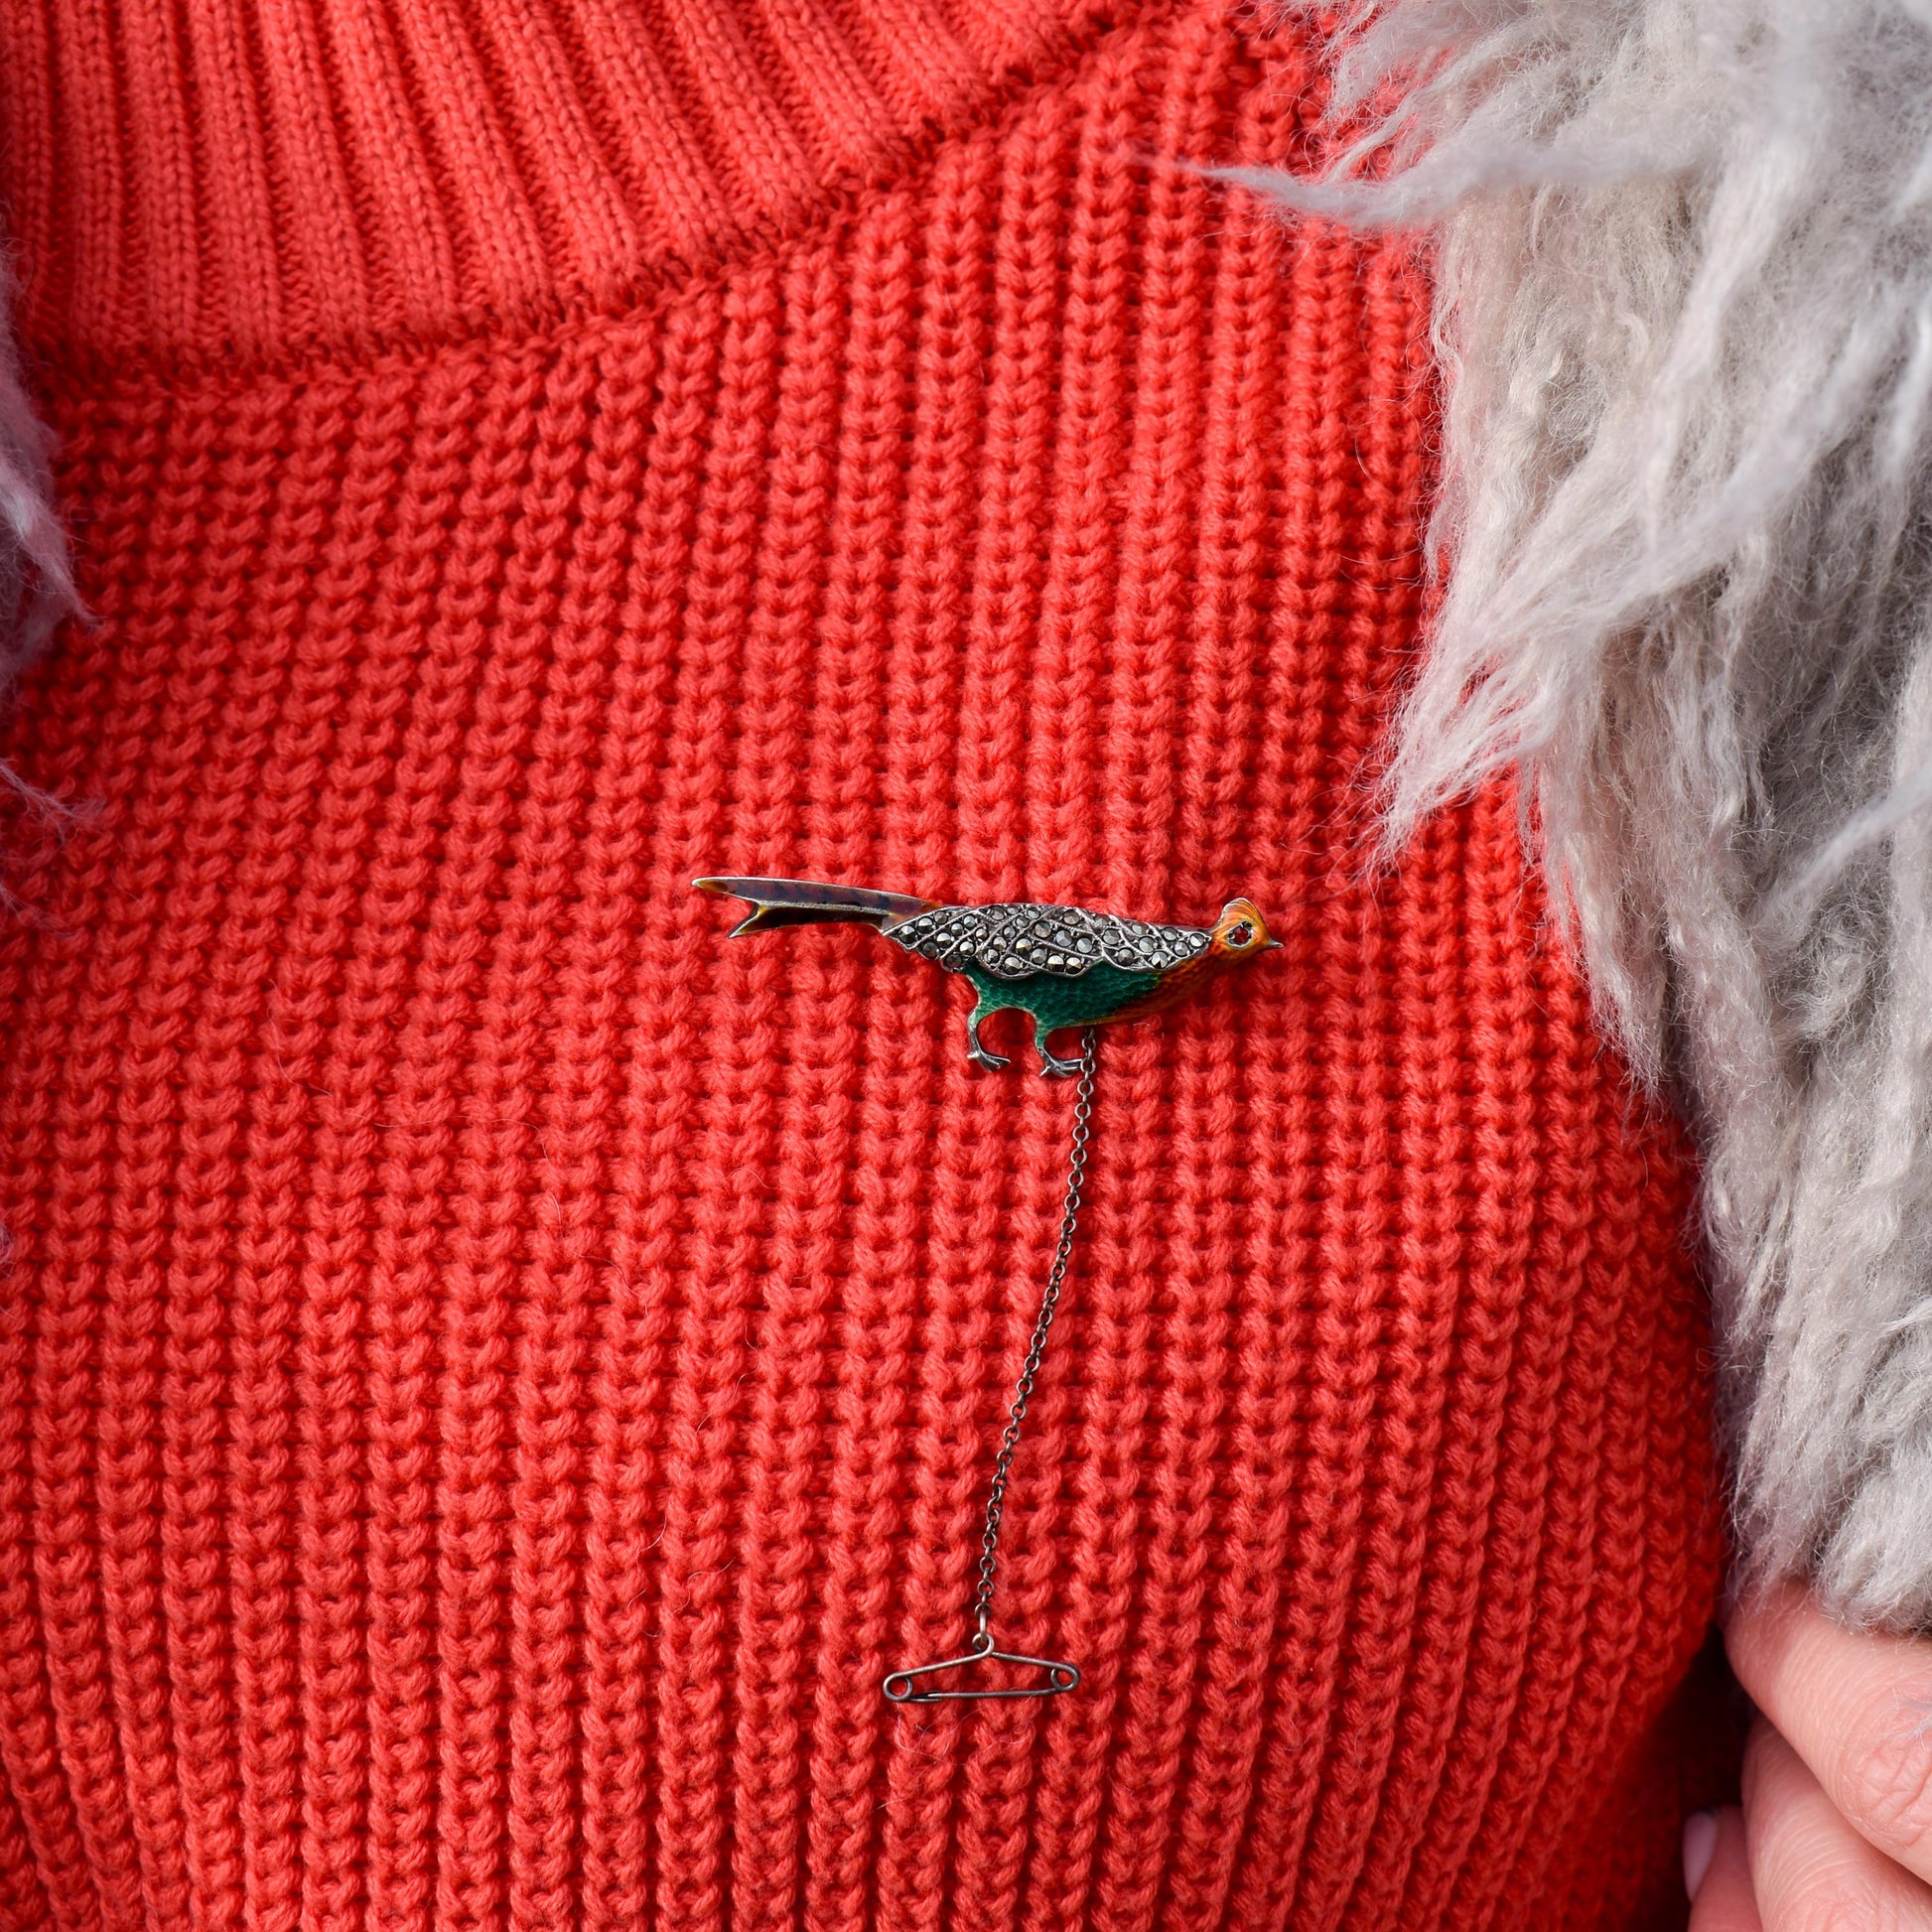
(0, 1, 1726, 1927)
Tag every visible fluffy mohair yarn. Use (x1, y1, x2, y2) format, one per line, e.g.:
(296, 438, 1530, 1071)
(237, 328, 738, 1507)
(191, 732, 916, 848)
(1246, 0, 1932, 1625)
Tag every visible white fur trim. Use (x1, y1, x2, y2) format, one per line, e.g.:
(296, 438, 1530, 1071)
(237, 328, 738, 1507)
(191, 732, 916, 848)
(1245, 0, 1932, 1623)
(0, 281, 70, 698)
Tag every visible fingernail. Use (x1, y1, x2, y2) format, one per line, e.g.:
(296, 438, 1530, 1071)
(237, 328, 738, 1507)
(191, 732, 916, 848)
(1681, 1809, 1719, 1900)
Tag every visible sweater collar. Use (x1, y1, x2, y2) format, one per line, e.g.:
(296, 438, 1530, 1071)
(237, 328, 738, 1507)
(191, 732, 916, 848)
(0, 0, 1122, 370)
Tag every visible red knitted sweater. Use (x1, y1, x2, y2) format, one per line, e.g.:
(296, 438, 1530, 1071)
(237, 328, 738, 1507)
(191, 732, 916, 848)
(0, 0, 1728, 1926)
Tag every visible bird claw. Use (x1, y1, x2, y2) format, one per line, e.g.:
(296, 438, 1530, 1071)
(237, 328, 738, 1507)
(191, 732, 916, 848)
(1035, 1036, 1084, 1079)
(967, 1016, 1011, 1072)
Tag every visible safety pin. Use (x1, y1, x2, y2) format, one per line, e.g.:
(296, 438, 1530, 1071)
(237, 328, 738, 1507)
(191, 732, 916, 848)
(882, 1628, 1081, 1705)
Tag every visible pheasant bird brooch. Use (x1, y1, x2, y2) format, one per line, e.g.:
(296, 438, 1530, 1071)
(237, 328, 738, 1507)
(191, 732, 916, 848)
(694, 875, 1279, 1075)
(695, 872, 1279, 1705)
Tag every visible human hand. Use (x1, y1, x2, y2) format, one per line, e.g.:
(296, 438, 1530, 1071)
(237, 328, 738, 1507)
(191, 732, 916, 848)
(1684, 1587, 1932, 1927)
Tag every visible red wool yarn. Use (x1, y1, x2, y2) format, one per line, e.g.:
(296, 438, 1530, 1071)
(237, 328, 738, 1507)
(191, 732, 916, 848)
(0, 0, 1728, 1926)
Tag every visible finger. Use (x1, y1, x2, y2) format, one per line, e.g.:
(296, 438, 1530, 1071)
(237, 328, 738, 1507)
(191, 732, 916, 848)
(1687, 1807, 1762, 1932)
(1743, 1716, 1932, 1929)
(1728, 1584, 1932, 1886)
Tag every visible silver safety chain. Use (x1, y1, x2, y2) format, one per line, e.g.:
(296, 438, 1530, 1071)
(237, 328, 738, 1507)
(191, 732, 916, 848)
(880, 1029, 1096, 1703)
(970, 1027, 1095, 1643)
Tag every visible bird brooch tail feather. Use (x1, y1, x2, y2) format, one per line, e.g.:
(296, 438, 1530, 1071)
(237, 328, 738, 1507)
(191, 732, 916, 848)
(693, 875, 938, 936)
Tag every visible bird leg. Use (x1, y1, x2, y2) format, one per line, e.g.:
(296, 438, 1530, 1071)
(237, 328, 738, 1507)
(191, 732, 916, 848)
(1033, 1022, 1084, 1079)
(966, 1009, 1011, 1072)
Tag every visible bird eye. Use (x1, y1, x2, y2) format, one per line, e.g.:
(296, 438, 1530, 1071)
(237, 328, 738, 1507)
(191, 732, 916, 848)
(1226, 922, 1253, 947)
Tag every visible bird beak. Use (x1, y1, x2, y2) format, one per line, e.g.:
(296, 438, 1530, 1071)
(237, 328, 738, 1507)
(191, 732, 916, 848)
(1264, 938, 1283, 950)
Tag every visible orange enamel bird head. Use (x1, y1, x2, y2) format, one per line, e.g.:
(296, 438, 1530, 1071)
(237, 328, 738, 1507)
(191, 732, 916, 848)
(1205, 897, 1277, 963)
